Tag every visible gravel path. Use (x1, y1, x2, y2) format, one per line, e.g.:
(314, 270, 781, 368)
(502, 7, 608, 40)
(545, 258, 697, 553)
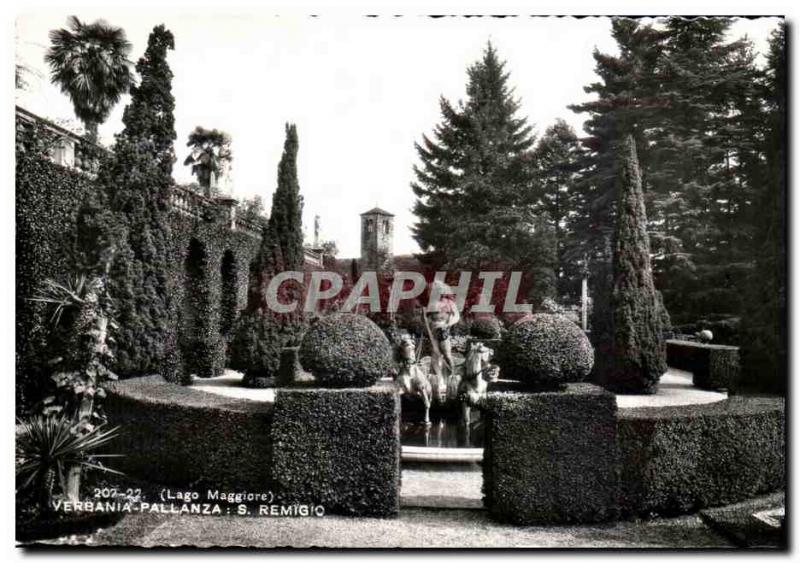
(85, 508, 732, 549)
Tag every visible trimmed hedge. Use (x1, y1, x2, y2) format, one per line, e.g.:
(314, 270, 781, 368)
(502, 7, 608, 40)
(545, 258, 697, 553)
(103, 375, 274, 490)
(299, 313, 393, 387)
(496, 314, 594, 389)
(103, 375, 784, 523)
(470, 315, 503, 339)
(666, 339, 740, 390)
(482, 383, 618, 524)
(617, 396, 785, 516)
(271, 385, 400, 516)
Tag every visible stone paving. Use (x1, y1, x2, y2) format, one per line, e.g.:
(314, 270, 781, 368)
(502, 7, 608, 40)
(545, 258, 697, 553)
(193, 369, 727, 410)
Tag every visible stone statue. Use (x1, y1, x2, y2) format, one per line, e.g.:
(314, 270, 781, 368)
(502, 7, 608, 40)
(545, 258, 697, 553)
(458, 341, 491, 425)
(395, 333, 433, 426)
(423, 280, 460, 385)
(423, 280, 461, 405)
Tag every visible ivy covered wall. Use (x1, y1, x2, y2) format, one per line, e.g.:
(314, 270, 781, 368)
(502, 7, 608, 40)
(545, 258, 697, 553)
(16, 147, 262, 412)
(16, 151, 97, 412)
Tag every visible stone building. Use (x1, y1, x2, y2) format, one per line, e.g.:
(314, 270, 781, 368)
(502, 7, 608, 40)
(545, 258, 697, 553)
(360, 207, 394, 271)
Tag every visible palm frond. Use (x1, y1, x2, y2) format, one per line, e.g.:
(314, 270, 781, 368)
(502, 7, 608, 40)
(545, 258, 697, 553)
(45, 16, 133, 126)
(28, 275, 89, 328)
(16, 414, 122, 495)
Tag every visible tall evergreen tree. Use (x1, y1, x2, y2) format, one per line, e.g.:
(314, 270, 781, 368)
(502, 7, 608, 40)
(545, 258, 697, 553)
(121, 24, 176, 175)
(532, 119, 585, 299)
(572, 17, 768, 334)
(230, 124, 306, 384)
(604, 136, 666, 394)
(740, 23, 786, 393)
(411, 43, 549, 276)
(568, 19, 664, 266)
(569, 19, 663, 357)
(268, 123, 304, 272)
(100, 25, 177, 379)
(646, 18, 763, 322)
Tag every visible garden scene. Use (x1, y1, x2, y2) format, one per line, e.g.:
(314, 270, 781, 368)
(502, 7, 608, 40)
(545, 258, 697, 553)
(15, 14, 786, 549)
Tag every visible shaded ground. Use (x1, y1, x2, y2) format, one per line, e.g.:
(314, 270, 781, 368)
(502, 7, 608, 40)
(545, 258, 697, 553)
(42, 508, 729, 549)
(700, 492, 786, 548)
(401, 462, 483, 509)
(21, 463, 786, 549)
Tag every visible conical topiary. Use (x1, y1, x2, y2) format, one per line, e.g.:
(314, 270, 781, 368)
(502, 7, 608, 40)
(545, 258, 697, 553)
(603, 135, 667, 394)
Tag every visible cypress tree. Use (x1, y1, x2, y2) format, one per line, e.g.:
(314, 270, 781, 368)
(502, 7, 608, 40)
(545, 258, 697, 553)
(229, 124, 305, 383)
(120, 24, 176, 175)
(604, 136, 666, 394)
(100, 25, 177, 378)
(269, 123, 304, 272)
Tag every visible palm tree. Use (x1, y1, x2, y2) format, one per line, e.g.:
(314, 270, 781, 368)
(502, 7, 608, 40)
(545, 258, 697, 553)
(183, 126, 233, 196)
(45, 16, 133, 142)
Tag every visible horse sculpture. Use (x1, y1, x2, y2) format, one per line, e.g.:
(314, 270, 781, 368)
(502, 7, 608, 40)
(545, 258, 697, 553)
(457, 341, 492, 425)
(396, 334, 433, 426)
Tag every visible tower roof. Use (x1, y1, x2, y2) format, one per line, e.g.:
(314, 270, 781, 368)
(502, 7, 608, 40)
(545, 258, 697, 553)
(360, 207, 394, 217)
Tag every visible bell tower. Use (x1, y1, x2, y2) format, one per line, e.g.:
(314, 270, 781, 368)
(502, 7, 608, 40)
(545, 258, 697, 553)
(360, 207, 394, 271)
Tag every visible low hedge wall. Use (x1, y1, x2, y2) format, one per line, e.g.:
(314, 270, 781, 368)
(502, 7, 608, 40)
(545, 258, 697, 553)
(104, 375, 784, 523)
(482, 383, 619, 524)
(616, 396, 785, 516)
(666, 339, 740, 390)
(104, 376, 401, 516)
(104, 375, 274, 490)
(271, 384, 401, 517)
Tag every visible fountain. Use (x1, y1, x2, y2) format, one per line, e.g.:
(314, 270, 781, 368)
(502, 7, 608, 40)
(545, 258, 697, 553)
(395, 334, 498, 462)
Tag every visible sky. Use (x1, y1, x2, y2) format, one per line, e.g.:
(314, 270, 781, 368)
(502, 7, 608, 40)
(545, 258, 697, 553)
(15, 13, 782, 258)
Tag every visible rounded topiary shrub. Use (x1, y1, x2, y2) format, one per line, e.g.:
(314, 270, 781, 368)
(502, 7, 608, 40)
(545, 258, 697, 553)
(470, 315, 503, 340)
(497, 313, 594, 390)
(299, 313, 393, 387)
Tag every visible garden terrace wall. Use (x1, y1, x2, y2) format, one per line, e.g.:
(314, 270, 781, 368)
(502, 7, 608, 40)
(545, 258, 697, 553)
(16, 153, 97, 411)
(482, 383, 619, 524)
(271, 384, 401, 517)
(104, 375, 274, 490)
(15, 144, 263, 407)
(616, 396, 785, 516)
(666, 339, 740, 390)
(168, 208, 262, 380)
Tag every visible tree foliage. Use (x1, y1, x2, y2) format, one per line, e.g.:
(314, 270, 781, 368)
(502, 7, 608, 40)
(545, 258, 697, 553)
(569, 17, 780, 346)
(99, 25, 177, 379)
(532, 119, 586, 299)
(603, 136, 666, 394)
(121, 24, 176, 175)
(230, 124, 306, 383)
(45, 16, 133, 140)
(739, 23, 786, 393)
(183, 126, 232, 193)
(269, 124, 304, 271)
(411, 43, 553, 290)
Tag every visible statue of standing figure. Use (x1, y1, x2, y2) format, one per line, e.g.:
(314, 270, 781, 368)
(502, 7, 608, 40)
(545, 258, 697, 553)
(424, 280, 461, 403)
